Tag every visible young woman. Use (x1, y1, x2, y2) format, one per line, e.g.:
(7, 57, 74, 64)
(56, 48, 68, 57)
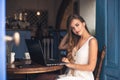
(57, 14, 98, 80)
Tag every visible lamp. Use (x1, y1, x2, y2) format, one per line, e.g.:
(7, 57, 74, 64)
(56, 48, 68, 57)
(5, 32, 20, 45)
(36, 0, 40, 16)
(36, 11, 40, 16)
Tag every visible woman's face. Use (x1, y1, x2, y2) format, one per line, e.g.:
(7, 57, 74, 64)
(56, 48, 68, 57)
(70, 19, 85, 36)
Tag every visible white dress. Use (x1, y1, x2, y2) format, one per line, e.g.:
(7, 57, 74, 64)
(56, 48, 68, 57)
(57, 36, 94, 80)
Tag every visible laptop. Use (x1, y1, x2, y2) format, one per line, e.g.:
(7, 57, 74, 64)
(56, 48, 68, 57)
(25, 39, 66, 66)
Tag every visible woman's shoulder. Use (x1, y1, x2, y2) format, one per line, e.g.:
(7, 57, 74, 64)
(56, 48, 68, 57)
(89, 36, 97, 40)
(89, 36, 98, 45)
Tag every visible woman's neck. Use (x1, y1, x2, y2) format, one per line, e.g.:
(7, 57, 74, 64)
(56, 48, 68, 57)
(80, 30, 91, 40)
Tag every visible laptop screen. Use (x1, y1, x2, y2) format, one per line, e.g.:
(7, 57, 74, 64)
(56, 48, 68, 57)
(25, 39, 46, 66)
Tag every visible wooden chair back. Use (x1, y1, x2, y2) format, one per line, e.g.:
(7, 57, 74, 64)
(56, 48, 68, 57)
(93, 46, 106, 80)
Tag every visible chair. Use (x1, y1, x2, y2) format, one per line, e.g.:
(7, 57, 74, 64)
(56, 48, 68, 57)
(93, 46, 106, 80)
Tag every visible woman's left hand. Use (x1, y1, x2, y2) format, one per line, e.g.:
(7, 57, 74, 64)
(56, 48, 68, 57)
(62, 57, 70, 63)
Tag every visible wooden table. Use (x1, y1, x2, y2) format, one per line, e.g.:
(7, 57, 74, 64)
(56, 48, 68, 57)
(7, 59, 63, 80)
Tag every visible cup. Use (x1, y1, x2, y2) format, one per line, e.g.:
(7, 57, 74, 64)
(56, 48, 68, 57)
(24, 52, 31, 60)
(10, 52, 15, 64)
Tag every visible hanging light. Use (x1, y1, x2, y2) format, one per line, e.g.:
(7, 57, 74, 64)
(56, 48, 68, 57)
(36, 0, 40, 16)
(36, 11, 40, 16)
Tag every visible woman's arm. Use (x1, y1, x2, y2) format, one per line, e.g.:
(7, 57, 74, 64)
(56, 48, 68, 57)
(65, 38, 98, 71)
(58, 33, 69, 50)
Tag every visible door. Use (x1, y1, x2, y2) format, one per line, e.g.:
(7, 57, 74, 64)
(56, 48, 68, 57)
(96, 0, 120, 80)
(0, 0, 6, 80)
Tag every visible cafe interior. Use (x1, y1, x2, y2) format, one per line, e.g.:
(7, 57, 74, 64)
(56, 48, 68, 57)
(6, 0, 97, 80)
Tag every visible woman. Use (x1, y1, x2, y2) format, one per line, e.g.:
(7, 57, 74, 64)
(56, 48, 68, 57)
(57, 14, 98, 80)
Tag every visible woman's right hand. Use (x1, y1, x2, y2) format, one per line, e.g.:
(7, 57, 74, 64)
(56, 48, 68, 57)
(58, 33, 68, 50)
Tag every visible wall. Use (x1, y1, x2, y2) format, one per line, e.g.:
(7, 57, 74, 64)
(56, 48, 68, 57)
(79, 0, 96, 35)
(6, 0, 95, 31)
(6, 0, 62, 27)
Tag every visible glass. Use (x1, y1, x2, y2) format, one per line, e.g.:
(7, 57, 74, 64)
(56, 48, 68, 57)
(6, 41, 14, 64)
